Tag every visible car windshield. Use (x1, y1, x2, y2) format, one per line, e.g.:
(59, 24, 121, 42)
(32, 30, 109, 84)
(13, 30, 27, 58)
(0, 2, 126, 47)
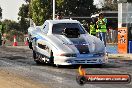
(52, 23, 86, 34)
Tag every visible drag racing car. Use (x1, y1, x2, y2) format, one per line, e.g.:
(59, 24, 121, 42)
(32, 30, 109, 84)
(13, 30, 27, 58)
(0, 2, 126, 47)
(28, 19, 108, 66)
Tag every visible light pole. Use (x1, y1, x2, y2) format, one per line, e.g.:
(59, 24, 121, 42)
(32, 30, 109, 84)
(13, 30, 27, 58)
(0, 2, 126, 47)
(53, 0, 55, 20)
(0, 7, 2, 46)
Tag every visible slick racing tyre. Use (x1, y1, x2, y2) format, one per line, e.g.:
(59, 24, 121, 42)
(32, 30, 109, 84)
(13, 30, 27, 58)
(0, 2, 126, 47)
(33, 51, 42, 64)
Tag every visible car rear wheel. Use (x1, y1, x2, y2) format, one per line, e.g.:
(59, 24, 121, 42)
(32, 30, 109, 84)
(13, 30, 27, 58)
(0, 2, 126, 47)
(33, 51, 42, 64)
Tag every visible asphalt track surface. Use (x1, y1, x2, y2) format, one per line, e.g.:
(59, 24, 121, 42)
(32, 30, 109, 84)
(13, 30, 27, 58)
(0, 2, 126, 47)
(0, 46, 132, 88)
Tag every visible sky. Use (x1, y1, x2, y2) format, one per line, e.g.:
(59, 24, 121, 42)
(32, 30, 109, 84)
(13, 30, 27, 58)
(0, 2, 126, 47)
(0, 0, 26, 21)
(0, 0, 103, 21)
(94, 0, 104, 8)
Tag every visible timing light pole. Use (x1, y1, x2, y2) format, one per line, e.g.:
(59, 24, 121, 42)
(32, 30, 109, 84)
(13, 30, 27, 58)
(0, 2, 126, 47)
(53, 0, 55, 20)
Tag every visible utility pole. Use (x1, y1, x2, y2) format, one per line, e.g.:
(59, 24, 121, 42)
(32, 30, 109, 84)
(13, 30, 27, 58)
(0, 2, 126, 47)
(0, 24, 2, 46)
(0, 7, 2, 46)
(53, 0, 55, 20)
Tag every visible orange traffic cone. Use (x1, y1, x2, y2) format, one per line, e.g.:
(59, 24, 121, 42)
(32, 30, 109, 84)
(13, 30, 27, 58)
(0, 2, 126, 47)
(25, 39, 28, 46)
(13, 35, 17, 46)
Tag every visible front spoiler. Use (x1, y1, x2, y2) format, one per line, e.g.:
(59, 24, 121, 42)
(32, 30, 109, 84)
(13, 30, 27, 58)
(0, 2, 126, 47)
(54, 55, 108, 65)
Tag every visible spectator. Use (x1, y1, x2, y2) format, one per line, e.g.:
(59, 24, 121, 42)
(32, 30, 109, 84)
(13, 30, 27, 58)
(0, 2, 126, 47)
(96, 13, 107, 47)
(56, 12, 63, 20)
(89, 22, 96, 36)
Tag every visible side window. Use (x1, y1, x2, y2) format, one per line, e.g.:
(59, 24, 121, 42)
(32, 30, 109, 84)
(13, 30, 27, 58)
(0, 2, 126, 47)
(43, 22, 49, 34)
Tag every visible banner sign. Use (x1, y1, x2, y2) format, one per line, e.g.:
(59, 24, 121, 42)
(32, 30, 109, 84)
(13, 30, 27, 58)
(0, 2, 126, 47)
(118, 27, 128, 53)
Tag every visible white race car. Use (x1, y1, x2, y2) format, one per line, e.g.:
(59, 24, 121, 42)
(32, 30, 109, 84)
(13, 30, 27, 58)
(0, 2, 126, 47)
(28, 19, 108, 66)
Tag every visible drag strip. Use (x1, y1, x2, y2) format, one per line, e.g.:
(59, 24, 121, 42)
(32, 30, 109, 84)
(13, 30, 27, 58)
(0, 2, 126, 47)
(0, 46, 132, 88)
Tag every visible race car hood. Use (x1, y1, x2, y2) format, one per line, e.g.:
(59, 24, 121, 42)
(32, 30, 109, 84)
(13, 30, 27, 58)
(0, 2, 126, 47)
(48, 34, 105, 54)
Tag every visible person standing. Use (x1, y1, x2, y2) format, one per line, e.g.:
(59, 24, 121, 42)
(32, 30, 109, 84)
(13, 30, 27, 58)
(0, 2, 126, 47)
(2, 34, 7, 46)
(96, 25, 99, 38)
(89, 22, 96, 36)
(56, 12, 63, 20)
(96, 13, 107, 47)
(0, 24, 3, 46)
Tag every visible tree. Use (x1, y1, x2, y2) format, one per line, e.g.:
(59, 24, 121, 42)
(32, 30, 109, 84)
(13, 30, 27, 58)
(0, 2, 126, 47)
(61, 0, 97, 17)
(0, 7, 2, 19)
(18, 17, 29, 34)
(25, 0, 97, 25)
(18, 4, 30, 34)
(102, 0, 118, 11)
(29, 0, 52, 25)
(1, 19, 24, 41)
(2, 19, 20, 33)
(18, 4, 29, 18)
(24, 0, 30, 3)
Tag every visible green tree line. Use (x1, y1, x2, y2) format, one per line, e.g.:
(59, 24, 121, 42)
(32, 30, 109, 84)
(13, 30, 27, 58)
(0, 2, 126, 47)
(23, 0, 97, 25)
(0, 0, 117, 42)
